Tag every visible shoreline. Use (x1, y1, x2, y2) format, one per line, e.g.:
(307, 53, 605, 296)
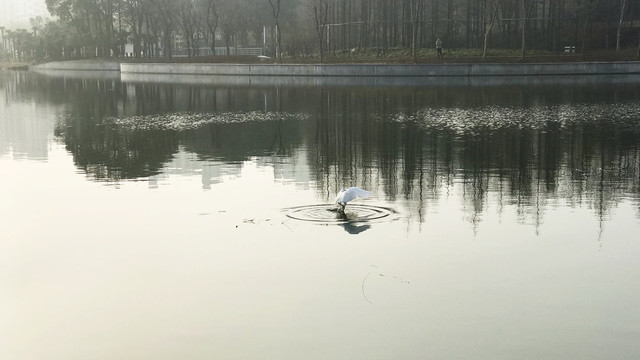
(0, 62, 29, 70)
(29, 59, 640, 77)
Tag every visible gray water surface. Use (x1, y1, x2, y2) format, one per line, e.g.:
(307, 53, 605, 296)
(1, 70, 639, 360)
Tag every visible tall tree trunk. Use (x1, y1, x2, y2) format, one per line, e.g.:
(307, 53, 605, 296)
(521, 0, 535, 60)
(311, 0, 329, 63)
(616, 0, 627, 51)
(207, 0, 219, 56)
(521, 4, 527, 59)
(446, 0, 453, 51)
(410, 0, 422, 62)
(581, 18, 589, 60)
(267, 0, 282, 62)
(483, 0, 500, 58)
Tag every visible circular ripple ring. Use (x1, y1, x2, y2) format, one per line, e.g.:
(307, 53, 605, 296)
(285, 204, 392, 223)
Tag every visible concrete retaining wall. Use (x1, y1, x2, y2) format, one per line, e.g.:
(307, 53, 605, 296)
(468, 62, 640, 76)
(120, 72, 640, 87)
(120, 61, 640, 77)
(31, 60, 640, 77)
(31, 60, 120, 71)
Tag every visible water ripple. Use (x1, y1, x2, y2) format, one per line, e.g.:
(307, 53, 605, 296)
(285, 204, 393, 224)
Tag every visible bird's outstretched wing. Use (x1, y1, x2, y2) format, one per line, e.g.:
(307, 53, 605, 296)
(340, 187, 371, 203)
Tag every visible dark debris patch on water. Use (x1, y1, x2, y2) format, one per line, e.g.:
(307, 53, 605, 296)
(103, 111, 310, 131)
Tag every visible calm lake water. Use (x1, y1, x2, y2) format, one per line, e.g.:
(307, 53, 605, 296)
(2, 69, 639, 360)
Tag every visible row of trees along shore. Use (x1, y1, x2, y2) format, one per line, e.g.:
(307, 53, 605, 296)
(2, 0, 640, 63)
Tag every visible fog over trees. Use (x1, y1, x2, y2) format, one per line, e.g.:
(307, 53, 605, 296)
(2, 0, 640, 61)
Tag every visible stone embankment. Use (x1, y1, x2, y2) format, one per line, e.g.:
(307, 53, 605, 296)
(1, 62, 29, 70)
(31, 60, 120, 71)
(29, 60, 640, 77)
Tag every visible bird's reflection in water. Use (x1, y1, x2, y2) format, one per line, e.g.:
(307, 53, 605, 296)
(327, 208, 372, 234)
(341, 222, 371, 234)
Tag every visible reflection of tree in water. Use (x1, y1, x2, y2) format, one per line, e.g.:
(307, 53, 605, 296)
(56, 114, 307, 181)
(43, 75, 178, 181)
(309, 88, 640, 226)
(15, 71, 640, 224)
(49, 77, 308, 181)
(55, 115, 179, 181)
(180, 119, 305, 161)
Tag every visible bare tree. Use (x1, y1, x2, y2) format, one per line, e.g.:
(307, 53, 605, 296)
(521, 0, 538, 60)
(409, 0, 423, 61)
(218, 0, 249, 56)
(145, 4, 163, 57)
(267, 0, 282, 61)
(483, 0, 502, 58)
(575, 0, 601, 58)
(309, 0, 329, 63)
(178, 0, 198, 57)
(151, 0, 178, 57)
(122, 0, 146, 57)
(204, 0, 220, 56)
(616, 0, 627, 51)
(218, 0, 235, 55)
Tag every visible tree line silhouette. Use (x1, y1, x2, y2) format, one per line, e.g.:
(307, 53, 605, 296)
(3, 0, 640, 62)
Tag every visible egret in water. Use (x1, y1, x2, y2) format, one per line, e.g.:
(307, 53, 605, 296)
(335, 187, 371, 212)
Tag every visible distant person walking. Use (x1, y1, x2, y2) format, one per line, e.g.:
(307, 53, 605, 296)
(436, 38, 443, 57)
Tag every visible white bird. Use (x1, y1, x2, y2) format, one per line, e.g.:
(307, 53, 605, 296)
(335, 187, 371, 212)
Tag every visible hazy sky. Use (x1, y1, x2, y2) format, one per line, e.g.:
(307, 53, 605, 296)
(1, 0, 50, 29)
